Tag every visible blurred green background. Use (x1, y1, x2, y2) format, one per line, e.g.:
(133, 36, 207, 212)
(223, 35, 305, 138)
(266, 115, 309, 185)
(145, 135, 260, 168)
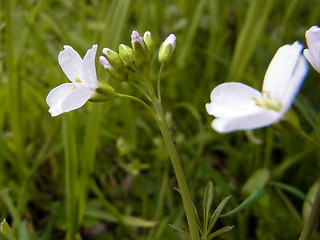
(1, 0, 320, 239)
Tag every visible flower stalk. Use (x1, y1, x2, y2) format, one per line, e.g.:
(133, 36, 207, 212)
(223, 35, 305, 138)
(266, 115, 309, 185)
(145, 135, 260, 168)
(113, 30, 199, 237)
(145, 80, 200, 240)
(117, 80, 200, 240)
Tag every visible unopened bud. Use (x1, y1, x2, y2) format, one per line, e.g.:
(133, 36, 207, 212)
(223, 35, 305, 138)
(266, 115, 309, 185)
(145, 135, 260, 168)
(99, 56, 112, 69)
(102, 48, 124, 70)
(143, 31, 155, 59)
(119, 44, 134, 66)
(131, 30, 145, 47)
(131, 30, 147, 66)
(99, 56, 127, 82)
(158, 33, 176, 64)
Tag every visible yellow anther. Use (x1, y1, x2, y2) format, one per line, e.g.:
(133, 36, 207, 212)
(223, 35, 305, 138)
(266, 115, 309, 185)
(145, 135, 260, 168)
(253, 92, 281, 112)
(74, 77, 82, 83)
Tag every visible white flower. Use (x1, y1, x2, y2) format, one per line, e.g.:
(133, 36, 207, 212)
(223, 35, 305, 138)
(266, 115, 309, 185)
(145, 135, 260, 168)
(206, 42, 308, 133)
(46, 44, 98, 117)
(304, 25, 320, 73)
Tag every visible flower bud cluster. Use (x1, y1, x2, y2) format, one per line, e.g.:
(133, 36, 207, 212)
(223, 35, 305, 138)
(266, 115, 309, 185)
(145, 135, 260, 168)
(99, 30, 176, 82)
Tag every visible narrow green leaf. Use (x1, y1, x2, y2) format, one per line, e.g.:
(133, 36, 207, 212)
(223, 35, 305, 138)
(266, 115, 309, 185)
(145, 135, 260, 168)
(220, 188, 265, 218)
(203, 181, 214, 232)
(1, 219, 16, 240)
(192, 203, 203, 235)
(169, 224, 190, 236)
(207, 195, 231, 234)
(207, 226, 234, 239)
(85, 209, 157, 228)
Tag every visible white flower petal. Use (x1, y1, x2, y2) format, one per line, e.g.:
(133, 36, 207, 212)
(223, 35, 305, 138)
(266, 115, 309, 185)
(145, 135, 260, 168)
(58, 45, 84, 83)
(304, 26, 320, 72)
(212, 110, 280, 133)
(47, 83, 77, 116)
(46, 83, 94, 117)
(206, 82, 262, 118)
(83, 44, 98, 88)
(262, 42, 306, 104)
(303, 49, 320, 73)
(279, 55, 308, 114)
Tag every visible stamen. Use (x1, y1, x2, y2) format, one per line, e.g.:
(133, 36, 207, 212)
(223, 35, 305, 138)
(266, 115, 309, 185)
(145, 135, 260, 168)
(253, 92, 281, 112)
(74, 77, 82, 83)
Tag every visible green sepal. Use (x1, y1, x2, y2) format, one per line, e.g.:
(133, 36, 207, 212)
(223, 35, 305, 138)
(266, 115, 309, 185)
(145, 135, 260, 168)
(119, 44, 134, 66)
(89, 81, 117, 102)
(158, 43, 173, 64)
(143, 31, 155, 60)
(105, 67, 128, 82)
(132, 40, 147, 67)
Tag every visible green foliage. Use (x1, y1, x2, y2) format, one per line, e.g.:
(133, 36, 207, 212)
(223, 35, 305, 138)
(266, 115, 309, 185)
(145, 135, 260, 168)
(1, 0, 320, 239)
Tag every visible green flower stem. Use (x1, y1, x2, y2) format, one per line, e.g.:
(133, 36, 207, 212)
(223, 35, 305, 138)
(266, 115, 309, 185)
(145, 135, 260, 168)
(63, 113, 79, 240)
(116, 93, 158, 122)
(157, 63, 165, 101)
(117, 89, 200, 239)
(144, 76, 199, 240)
(297, 130, 320, 240)
(150, 94, 200, 240)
